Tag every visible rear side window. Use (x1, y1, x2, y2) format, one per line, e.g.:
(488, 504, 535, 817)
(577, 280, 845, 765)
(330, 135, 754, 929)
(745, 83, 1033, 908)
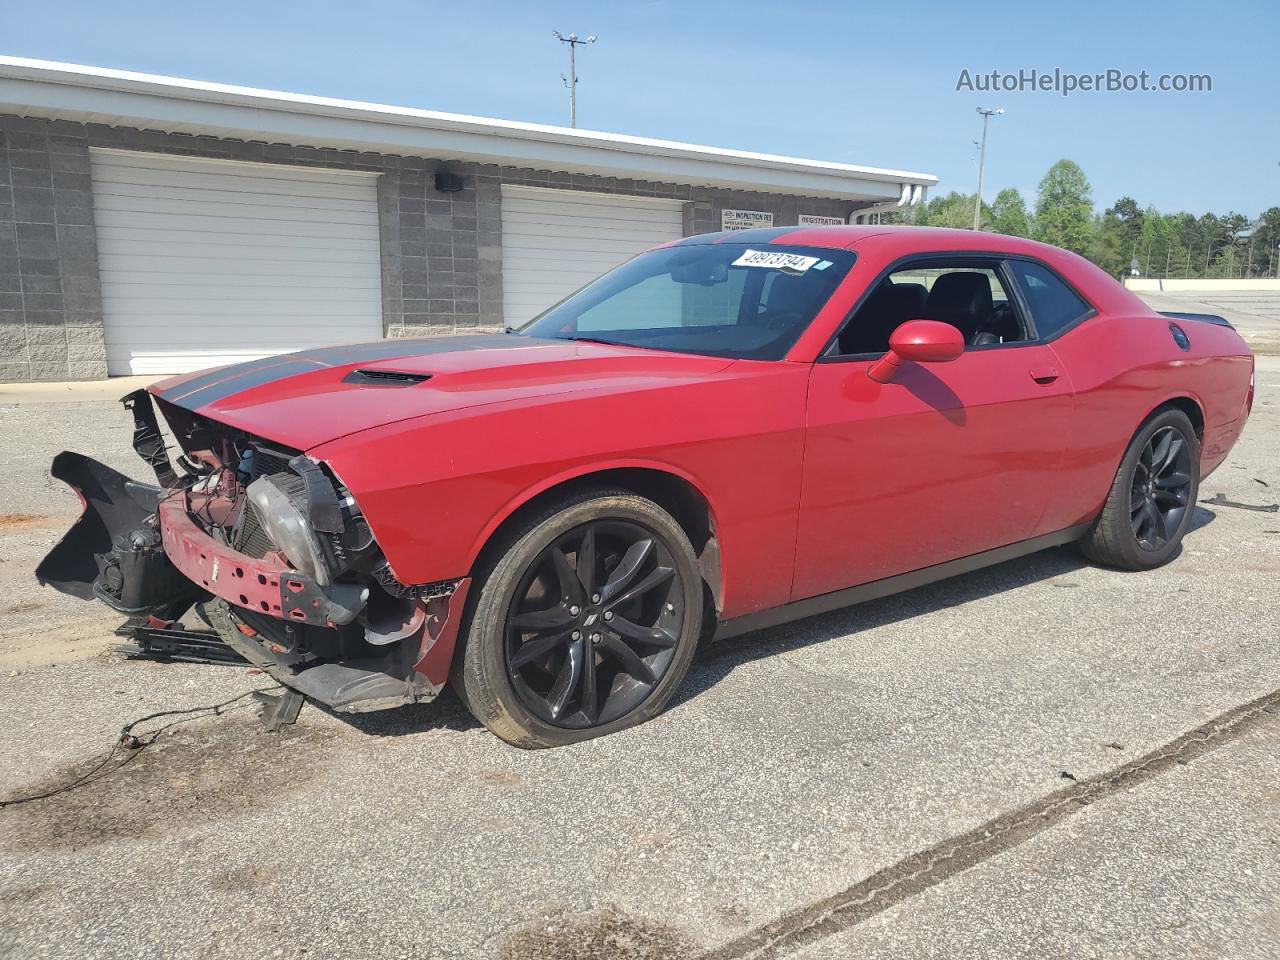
(1009, 260, 1091, 339)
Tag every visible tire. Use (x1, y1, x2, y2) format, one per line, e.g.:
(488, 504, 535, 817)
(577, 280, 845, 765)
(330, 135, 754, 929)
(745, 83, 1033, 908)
(1081, 408, 1200, 571)
(454, 489, 703, 748)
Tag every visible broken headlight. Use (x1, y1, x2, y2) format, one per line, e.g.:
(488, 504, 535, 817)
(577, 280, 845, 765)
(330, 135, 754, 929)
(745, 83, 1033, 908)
(246, 474, 332, 585)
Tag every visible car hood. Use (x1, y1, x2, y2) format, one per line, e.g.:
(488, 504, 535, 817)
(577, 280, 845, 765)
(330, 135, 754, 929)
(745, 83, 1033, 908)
(150, 334, 736, 450)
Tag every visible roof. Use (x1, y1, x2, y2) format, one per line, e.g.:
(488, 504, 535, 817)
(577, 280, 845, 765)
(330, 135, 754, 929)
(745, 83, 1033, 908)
(675, 224, 1050, 249)
(0, 56, 937, 203)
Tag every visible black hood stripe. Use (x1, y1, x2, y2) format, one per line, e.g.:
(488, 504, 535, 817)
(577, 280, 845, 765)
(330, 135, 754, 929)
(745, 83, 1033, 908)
(155, 352, 305, 402)
(154, 334, 549, 411)
(168, 358, 329, 411)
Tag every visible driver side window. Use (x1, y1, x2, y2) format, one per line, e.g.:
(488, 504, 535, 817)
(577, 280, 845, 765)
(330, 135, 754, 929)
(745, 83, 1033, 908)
(833, 261, 1028, 356)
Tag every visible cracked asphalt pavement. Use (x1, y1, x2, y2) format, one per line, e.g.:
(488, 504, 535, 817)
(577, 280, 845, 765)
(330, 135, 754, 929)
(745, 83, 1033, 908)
(1, 350, 1277, 959)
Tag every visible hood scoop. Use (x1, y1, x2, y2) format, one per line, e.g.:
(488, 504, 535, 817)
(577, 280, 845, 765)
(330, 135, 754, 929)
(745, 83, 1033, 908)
(343, 369, 433, 386)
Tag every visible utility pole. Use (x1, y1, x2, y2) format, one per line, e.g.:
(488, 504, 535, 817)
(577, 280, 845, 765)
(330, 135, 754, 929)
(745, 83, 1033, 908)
(552, 31, 597, 128)
(972, 107, 1003, 231)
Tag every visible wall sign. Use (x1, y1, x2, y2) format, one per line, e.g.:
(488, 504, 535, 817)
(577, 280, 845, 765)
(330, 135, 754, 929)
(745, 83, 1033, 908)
(721, 209, 774, 231)
(798, 214, 846, 226)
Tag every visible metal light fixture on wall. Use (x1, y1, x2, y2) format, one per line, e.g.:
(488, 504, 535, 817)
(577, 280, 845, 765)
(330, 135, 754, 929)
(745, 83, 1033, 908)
(434, 172, 464, 193)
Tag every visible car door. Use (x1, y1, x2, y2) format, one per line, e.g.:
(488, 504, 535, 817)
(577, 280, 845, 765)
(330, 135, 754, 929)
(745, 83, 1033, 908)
(790, 258, 1075, 602)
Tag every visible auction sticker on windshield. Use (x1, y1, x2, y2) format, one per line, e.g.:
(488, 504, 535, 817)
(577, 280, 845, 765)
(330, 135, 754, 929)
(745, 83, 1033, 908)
(732, 249, 822, 273)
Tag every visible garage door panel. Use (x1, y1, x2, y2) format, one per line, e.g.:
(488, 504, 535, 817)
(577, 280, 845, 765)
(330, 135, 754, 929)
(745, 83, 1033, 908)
(94, 239, 383, 262)
(93, 193, 378, 227)
(91, 164, 377, 202)
(94, 215, 379, 244)
(503, 229, 677, 248)
(91, 154, 376, 193)
(92, 149, 383, 375)
(94, 174, 377, 203)
(501, 244, 661, 264)
(93, 187, 377, 220)
(97, 305, 381, 321)
(501, 186, 682, 328)
(111, 347, 369, 376)
(94, 181, 377, 212)
(503, 205, 683, 228)
(503, 275, 620, 293)
(504, 213, 680, 232)
(504, 189, 680, 212)
(503, 218, 680, 240)
(109, 326, 376, 342)
(103, 289, 380, 310)
(503, 253, 651, 272)
(98, 255, 381, 280)
(503, 263, 646, 282)
(110, 323, 373, 337)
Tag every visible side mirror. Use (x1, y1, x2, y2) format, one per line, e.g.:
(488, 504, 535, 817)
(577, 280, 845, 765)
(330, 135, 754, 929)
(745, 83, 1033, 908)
(867, 319, 965, 383)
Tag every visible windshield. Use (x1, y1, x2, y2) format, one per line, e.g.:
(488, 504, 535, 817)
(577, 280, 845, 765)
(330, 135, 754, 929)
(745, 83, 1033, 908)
(515, 243, 856, 360)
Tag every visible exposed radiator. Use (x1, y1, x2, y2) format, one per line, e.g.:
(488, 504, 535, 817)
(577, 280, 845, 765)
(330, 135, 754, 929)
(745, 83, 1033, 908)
(232, 501, 276, 559)
(232, 442, 303, 558)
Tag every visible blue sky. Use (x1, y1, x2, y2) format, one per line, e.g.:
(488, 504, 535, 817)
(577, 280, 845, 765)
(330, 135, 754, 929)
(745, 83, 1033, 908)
(3, 0, 1276, 216)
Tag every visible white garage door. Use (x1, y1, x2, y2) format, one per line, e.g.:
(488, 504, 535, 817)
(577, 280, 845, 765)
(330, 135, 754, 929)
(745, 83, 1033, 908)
(91, 149, 383, 375)
(501, 185, 684, 327)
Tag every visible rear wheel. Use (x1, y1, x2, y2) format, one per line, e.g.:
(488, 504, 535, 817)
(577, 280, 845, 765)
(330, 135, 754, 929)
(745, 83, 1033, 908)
(1081, 408, 1200, 570)
(456, 490, 702, 748)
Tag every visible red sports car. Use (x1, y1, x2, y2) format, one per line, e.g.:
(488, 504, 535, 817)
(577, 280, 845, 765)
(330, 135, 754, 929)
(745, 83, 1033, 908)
(38, 226, 1255, 747)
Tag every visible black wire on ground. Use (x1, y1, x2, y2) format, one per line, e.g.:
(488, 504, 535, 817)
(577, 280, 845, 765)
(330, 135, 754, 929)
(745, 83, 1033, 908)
(0, 686, 282, 809)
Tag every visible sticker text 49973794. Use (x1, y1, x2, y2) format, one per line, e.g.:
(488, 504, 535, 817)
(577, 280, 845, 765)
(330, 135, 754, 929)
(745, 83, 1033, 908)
(732, 249, 826, 274)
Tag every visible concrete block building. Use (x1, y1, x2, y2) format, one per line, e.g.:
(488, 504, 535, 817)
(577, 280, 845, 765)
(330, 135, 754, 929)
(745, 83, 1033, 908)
(0, 57, 935, 381)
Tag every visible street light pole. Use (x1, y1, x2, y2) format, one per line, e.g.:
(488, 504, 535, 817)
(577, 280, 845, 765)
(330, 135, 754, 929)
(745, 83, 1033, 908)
(553, 31, 597, 128)
(972, 107, 1003, 231)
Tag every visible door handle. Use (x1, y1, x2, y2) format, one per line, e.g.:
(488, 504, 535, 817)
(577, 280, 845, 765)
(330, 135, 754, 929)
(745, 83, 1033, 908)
(1029, 367, 1059, 384)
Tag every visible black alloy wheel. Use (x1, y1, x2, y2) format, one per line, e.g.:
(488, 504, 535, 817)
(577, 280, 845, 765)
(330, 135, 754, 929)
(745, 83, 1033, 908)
(1129, 425, 1193, 550)
(504, 520, 685, 728)
(454, 489, 703, 748)
(1081, 407, 1200, 571)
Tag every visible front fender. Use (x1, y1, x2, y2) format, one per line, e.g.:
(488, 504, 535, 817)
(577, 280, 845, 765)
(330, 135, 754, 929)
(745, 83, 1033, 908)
(308, 365, 809, 618)
(461, 457, 722, 576)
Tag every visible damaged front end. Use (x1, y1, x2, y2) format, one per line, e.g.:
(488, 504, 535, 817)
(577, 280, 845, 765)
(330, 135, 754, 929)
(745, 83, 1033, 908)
(36, 389, 469, 713)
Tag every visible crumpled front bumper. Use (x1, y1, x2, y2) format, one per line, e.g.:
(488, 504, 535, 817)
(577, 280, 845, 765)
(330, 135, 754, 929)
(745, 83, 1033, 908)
(35, 451, 194, 617)
(34, 450, 345, 626)
(37, 447, 472, 710)
(156, 494, 365, 628)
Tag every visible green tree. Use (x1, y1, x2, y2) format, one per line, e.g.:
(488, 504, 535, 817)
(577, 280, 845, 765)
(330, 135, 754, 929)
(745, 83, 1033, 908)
(1141, 211, 1188, 278)
(1090, 196, 1144, 275)
(988, 188, 1031, 237)
(1219, 212, 1251, 277)
(1251, 207, 1280, 277)
(1033, 160, 1094, 254)
(916, 191, 981, 229)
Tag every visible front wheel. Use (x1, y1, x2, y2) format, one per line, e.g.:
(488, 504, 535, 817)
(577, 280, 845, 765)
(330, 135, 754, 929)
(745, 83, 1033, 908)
(456, 490, 703, 748)
(1081, 408, 1200, 570)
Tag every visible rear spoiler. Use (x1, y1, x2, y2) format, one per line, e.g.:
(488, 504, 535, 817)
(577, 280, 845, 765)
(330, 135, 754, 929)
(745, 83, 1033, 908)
(1159, 311, 1233, 329)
